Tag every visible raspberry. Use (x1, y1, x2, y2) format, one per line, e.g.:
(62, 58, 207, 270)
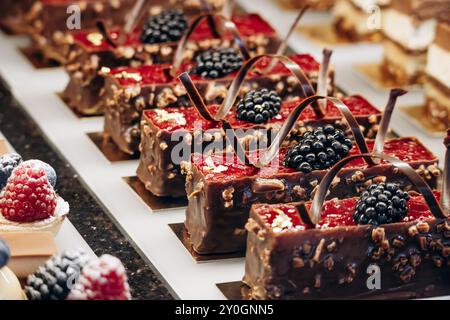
(68, 254, 131, 300)
(0, 162, 57, 222)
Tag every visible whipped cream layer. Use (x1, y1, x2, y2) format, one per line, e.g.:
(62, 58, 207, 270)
(383, 9, 436, 51)
(426, 44, 450, 88)
(0, 196, 69, 232)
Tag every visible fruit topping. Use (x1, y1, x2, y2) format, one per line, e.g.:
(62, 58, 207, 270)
(0, 239, 10, 269)
(68, 254, 131, 300)
(24, 160, 57, 187)
(192, 48, 243, 79)
(284, 125, 353, 173)
(236, 89, 282, 123)
(0, 162, 57, 222)
(0, 153, 22, 189)
(140, 10, 188, 44)
(25, 250, 90, 300)
(353, 182, 410, 226)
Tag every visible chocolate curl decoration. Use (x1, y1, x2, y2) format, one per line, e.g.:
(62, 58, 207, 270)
(222, 0, 236, 20)
(119, 0, 150, 44)
(178, 54, 316, 122)
(372, 89, 407, 162)
(441, 129, 450, 212)
(307, 153, 448, 225)
(96, 20, 118, 48)
(170, 14, 250, 78)
(316, 48, 332, 109)
(263, 6, 309, 73)
(250, 95, 375, 168)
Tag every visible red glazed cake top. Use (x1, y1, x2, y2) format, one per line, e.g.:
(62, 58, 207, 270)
(108, 53, 320, 86)
(254, 191, 440, 232)
(74, 14, 276, 52)
(144, 95, 381, 132)
(191, 137, 436, 182)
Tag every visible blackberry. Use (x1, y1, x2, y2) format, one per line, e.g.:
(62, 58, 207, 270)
(0, 153, 22, 189)
(236, 89, 282, 123)
(193, 48, 243, 79)
(353, 182, 410, 226)
(25, 250, 90, 300)
(0, 239, 10, 269)
(284, 125, 353, 173)
(140, 10, 188, 44)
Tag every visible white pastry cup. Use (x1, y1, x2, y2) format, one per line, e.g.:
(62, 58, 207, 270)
(0, 196, 69, 236)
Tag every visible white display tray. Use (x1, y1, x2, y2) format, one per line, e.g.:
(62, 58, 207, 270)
(0, 0, 447, 300)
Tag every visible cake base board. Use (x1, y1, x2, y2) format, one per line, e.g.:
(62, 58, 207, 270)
(87, 132, 139, 162)
(216, 281, 250, 300)
(124, 176, 188, 211)
(401, 105, 447, 138)
(298, 22, 378, 47)
(18, 46, 60, 69)
(56, 92, 103, 119)
(354, 63, 421, 91)
(169, 223, 245, 262)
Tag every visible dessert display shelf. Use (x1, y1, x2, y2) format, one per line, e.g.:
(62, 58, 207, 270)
(0, 0, 447, 300)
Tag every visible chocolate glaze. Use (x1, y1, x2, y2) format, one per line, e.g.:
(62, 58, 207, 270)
(183, 137, 439, 255)
(390, 0, 450, 21)
(244, 202, 450, 299)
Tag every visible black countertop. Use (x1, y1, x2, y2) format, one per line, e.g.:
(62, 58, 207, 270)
(0, 76, 174, 300)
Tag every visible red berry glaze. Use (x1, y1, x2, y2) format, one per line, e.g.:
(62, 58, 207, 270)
(0, 162, 57, 222)
(69, 254, 131, 300)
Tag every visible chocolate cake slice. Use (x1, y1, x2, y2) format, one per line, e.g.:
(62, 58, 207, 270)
(137, 95, 381, 197)
(63, 13, 279, 115)
(181, 93, 439, 255)
(243, 134, 450, 299)
(102, 53, 334, 154)
(26, 0, 138, 64)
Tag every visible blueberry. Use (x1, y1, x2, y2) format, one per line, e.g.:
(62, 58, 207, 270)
(0, 153, 22, 189)
(24, 160, 57, 187)
(0, 239, 10, 269)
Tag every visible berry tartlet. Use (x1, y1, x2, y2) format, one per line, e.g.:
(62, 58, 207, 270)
(0, 239, 25, 300)
(63, 12, 279, 115)
(180, 92, 439, 255)
(25, 250, 131, 300)
(243, 133, 450, 300)
(0, 158, 68, 236)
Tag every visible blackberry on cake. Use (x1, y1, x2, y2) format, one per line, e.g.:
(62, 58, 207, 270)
(0, 153, 22, 189)
(284, 125, 353, 173)
(193, 48, 243, 79)
(353, 182, 410, 226)
(140, 10, 188, 44)
(236, 89, 282, 123)
(24, 250, 90, 300)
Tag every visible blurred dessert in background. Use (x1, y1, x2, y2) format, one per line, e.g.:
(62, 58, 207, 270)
(381, 0, 450, 85)
(424, 16, 450, 131)
(332, 0, 390, 41)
